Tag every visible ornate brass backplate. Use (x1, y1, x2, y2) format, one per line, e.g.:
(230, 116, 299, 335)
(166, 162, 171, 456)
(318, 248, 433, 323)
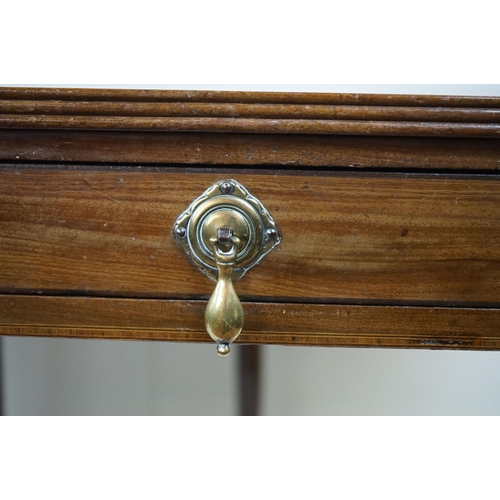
(172, 179, 281, 282)
(172, 179, 281, 355)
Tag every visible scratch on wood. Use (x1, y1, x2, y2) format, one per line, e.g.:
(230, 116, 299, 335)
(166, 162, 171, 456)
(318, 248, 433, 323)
(78, 173, 120, 203)
(274, 173, 285, 190)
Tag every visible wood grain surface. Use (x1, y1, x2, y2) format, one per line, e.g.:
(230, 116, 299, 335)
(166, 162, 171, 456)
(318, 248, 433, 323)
(1, 131, 499, 170)
(1, 165, 500, 306)
(1, 295, 500, 350)
(2, 88, 500, 351)
(1, 88, 499, 138)
(2, 115, 500, 137)
(2, 100, 500, 122)
(2, 87, 499, 107)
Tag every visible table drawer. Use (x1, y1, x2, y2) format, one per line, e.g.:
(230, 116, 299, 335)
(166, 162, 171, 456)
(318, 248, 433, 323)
(1, 87, 500, 351)
(1, 165, 500, 307)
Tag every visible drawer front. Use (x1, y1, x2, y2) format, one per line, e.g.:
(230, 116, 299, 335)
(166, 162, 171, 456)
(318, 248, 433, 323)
(3, 87, 500, 351)
(1, 165, 500, 306)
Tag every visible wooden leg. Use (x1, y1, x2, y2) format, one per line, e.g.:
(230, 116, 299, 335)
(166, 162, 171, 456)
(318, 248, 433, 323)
(238, 345, 261, 416)
(0, 338, 4, 416)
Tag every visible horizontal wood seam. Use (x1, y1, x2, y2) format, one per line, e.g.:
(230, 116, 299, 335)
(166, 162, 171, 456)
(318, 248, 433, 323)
(2, 291, 500, 310)
(2, 296, 500, 350)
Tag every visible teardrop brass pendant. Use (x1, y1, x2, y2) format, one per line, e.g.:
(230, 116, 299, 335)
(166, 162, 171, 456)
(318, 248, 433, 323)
(205, 233, 245, 356)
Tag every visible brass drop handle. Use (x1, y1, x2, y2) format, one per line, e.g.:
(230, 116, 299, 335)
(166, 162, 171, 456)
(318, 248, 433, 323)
(205, 228, 244, 357)
(172, 179, 281, 356)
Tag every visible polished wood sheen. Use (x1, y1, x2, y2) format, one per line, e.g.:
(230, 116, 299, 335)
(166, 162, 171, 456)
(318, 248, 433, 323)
(3, 114, 500, 137)
(2, 100, 500, 122)
(1, 87, 500, 137)
(1, 131, 499, 170)
(2, 87, 499, 107)
(0, 166, 499, 305)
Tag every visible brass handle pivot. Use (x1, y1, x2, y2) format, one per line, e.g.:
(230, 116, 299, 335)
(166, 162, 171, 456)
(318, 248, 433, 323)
(205, 228, 244, 357)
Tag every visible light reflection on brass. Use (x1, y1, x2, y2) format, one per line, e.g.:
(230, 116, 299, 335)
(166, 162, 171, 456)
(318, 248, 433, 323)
(205, 232, 244, 357)
(173, 180, 281, 355)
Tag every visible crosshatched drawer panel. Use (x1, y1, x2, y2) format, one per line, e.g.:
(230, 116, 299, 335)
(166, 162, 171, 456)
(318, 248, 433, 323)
(1, 165, 500, 306)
